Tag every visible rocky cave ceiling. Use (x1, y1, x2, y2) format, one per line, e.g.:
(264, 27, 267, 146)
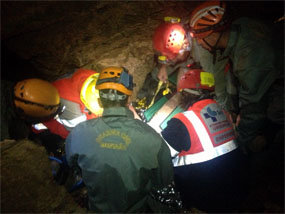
(1, 1, 284, 99)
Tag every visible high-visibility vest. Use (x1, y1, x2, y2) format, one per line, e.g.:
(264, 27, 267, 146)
(171, 99, 237, 166)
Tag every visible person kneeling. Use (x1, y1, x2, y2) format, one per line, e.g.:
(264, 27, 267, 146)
(161, 69, 249, 212)
(65, 66, 182, 212)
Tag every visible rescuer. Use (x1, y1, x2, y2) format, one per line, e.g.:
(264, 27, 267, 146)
(152, 17, 193, 83)
(32, 68, 103, 140)
(65, 66, 182, 212)
(1, 78, 61, 141)
(161, 68, 249, 212)
(27, 69, 103, 185)
(150, 16, 227, 85)
(135, 17, 196, 111)
(136, 16, 227, 111)
(188, 0, 284, 152)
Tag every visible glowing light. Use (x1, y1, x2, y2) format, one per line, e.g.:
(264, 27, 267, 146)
(167, 29, 185, 52)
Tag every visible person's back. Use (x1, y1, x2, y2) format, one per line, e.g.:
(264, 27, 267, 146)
(67, 107, 174, 212)
(66, 66, 177, 212)
(161, 69, 249, 212)
(188, 1, 284, 151)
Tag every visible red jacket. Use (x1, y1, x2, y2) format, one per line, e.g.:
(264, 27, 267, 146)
(33, 69, 98, 139)
(172, 99, 237, 166)
(52, 69, 98, 120)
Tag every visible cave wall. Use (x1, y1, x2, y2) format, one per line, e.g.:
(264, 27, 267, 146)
(1, 139, 87, 212)
(1, 1, 199, 99)
(1, 1, 284, 100)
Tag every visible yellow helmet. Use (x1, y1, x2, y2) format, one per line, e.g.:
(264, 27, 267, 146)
(80, 73, 103, 116)
(14, 79, 60, 118)
(95, 67, 133, 96)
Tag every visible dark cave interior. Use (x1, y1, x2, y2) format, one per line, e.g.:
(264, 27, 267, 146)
(1, 1, 284, 213)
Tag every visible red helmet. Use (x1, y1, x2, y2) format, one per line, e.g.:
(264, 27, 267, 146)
(189, 1, 227, 39)
(177, 69, 215, 92)
(153, 22, 187, 60)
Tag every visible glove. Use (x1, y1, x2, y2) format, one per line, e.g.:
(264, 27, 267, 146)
(49, 155, 70, 185)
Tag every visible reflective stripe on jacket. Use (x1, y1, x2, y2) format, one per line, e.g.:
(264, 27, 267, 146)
(172, 99, 237, 166)
(55, 114, 87, 130)
(32, 69, 98, 139)
(41, 119, 70, 139)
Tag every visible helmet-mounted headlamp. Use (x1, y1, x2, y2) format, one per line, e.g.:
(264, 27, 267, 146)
(119, 68, 134, 90)
(96, 68, 133, 91)
(96, 67, 134, 96)
(155, 17, 192, 64)
(164, 16, 181, 23)
(158, 55, 169, 64)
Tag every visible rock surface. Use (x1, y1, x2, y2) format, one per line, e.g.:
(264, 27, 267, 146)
(2, 1, 283, 99)
(2, 1, 195, 100)
(1, 139, 86, 213)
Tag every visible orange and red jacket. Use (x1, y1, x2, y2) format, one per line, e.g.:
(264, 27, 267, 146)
(32, 69, 98, 139)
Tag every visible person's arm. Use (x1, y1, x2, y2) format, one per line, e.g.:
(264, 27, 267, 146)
(128, 103, 141, 120)
(235, 48, 275, 107)
(157, 64, 168, 83)
(233, 18, 278, 110)
(234, 36, 277, 145)
(213, 58, 233, 110)
(192, 39, 231, 111)
(42, 119, 69, 139)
